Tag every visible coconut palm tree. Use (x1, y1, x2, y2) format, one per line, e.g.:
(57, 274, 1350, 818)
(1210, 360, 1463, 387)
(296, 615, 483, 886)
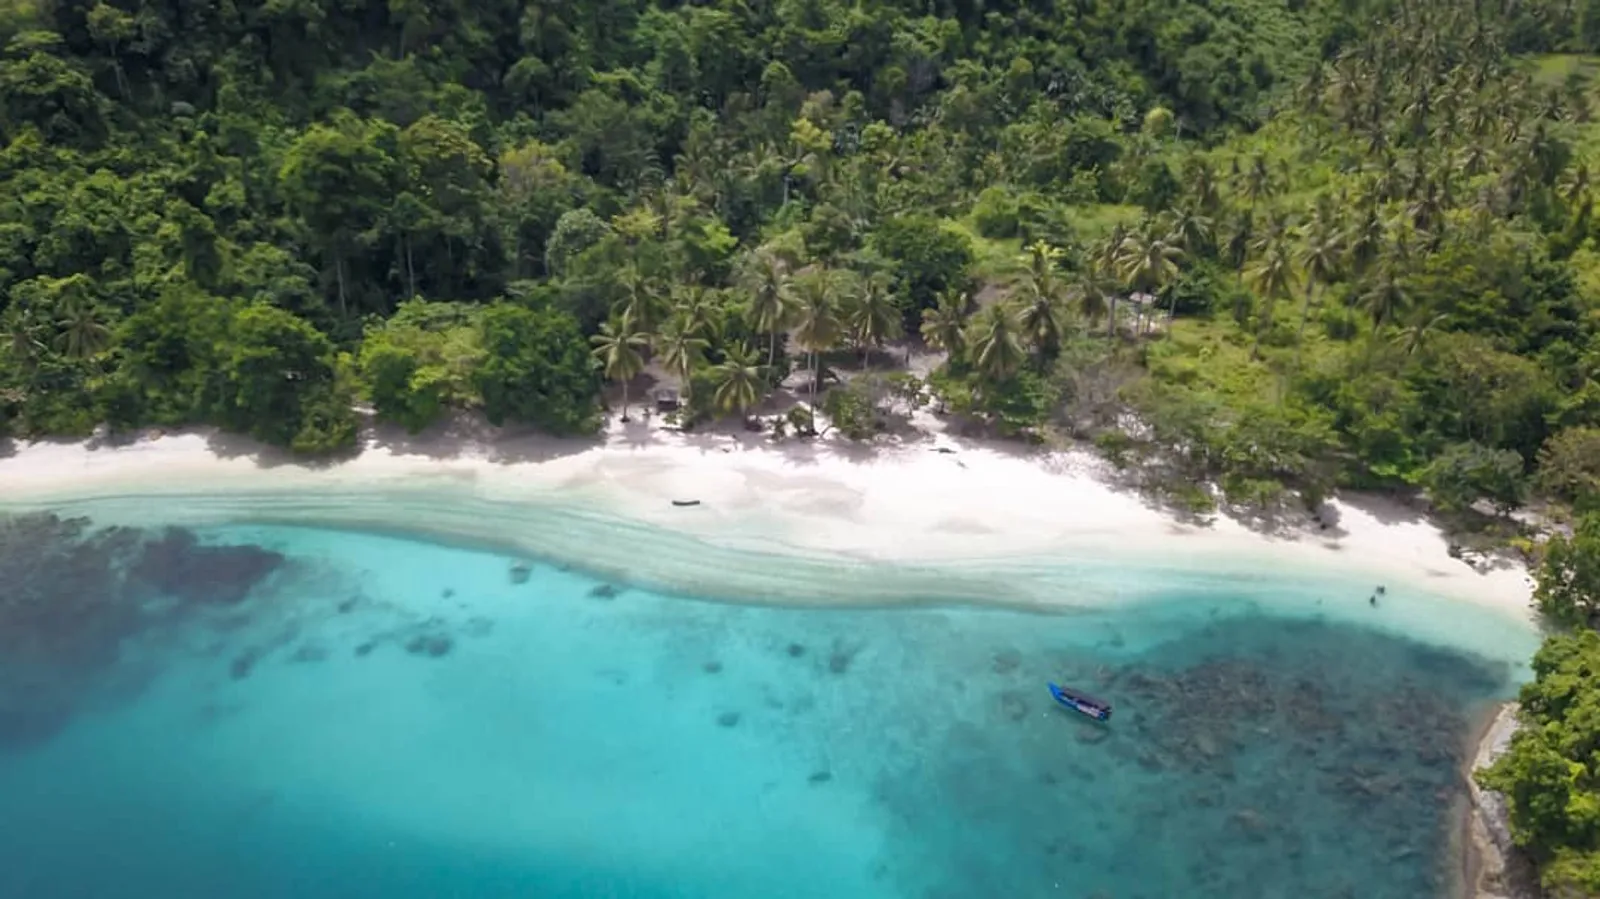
(1360, 264, 1409, 333)
(1393, 308, 1448, 357)
(1346, 206, 1385, 279)
(655, 317, 709, 406)
(1013, 242, 1069, 357)
(711, 344, 764, 421)
(1245, 236, 1298, 359)
(791, 268, 845, 398)
(3, 307, 45, 372)
(1117, 226, 1184, 335)
(1296, 213, 1344, 367)
(615, 266, 664, 336)
(672, 283, 720, 342)
(1075, 262, 1115, 338)
(736, 248, 795, 368)
(965, 303, 1026, 383)
(590, 316, 648, 421)
(920, 289, 968, 360)
(1162, 206, 1214, 258)
(840, 271, 902, 368)
(54, 298, 111, 360)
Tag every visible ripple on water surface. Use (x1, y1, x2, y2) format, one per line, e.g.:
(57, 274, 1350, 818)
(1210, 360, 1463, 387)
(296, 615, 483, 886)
(0, 516, 1533, 899)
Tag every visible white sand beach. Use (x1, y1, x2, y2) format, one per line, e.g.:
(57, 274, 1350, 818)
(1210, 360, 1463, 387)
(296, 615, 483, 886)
(0, 413, 1539, 633)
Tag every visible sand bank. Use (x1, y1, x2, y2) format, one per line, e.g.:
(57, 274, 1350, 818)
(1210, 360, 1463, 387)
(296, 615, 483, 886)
(0, 416, 1539, 629)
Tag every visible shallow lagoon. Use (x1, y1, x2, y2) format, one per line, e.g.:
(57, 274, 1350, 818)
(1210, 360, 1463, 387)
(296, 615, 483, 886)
(0, 516, 1539, 899)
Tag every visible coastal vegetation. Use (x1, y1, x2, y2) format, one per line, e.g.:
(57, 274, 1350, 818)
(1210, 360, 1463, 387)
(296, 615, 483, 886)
(0, 0, 1592, 526)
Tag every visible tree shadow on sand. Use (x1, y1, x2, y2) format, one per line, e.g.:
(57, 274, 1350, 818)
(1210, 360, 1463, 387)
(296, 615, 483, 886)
(199, 412, 602, 469)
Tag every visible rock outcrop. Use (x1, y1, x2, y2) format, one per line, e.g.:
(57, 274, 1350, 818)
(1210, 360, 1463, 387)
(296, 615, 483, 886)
(1465, 703, 1542, 899)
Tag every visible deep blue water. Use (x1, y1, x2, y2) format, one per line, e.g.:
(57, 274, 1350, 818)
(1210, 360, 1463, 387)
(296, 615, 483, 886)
(0, 515, 1536, 899)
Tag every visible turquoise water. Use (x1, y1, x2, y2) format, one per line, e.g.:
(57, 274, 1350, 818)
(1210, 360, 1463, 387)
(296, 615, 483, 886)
(0, 512, 1539, 898)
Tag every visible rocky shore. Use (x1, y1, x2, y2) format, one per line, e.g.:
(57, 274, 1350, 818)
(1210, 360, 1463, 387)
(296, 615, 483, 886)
(1464, 703, 1542, 899)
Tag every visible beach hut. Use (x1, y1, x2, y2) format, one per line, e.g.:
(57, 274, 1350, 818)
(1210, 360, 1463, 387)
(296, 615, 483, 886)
(654, 387, 681, 412)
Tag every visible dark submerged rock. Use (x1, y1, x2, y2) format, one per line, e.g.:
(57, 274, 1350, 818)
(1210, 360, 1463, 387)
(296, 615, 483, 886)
(509, 563, 532, 584)
(588, 583, 622, 600)
(229, 650, 258, 680)
(717, 711, 741, 728)
(998, 690, 1029, 722)
(828, 639, 862, 674)
(786, 643, 806, 658)
(991, 649, 1022, 674)
(290, 645, 328, 663)
(354, 642, 376, 657)
(702, 661, 723, 674)
(405, 634, 454, 658)
(130, 527, 284, 605)
(808, 770, 833, 784)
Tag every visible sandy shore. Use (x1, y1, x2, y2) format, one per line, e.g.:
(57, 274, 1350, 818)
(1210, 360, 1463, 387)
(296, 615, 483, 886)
(0, 414, 1539, 628)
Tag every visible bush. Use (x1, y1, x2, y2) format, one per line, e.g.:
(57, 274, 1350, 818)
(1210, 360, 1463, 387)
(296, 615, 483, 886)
(972, 187, 1020, 239)
(1534, 513, 1600, 627)
(1421, 441, 1529, 515)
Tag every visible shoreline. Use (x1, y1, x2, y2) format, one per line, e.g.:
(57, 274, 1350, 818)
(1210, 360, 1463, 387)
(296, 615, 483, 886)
(1459, 703, 1540, 899)
(0, 415, 1540, 626)
(0, 416, 1549, 898)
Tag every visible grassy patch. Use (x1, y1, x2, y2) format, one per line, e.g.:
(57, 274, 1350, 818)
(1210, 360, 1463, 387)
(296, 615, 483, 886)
(1528, 53, 1600, 86)
(945, 215, 1023, 283)
(1062, 203, 1144, 239)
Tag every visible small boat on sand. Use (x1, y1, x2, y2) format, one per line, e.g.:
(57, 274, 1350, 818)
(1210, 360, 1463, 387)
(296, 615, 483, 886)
(671, 499, 701, 507)
(1048, 683, 1112, 722)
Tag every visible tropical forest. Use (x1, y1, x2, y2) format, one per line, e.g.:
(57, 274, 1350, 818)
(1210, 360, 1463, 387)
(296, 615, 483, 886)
(5, 0, 1600, 890)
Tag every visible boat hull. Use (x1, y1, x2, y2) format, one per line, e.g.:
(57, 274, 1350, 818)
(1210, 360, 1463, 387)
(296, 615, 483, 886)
(1048, 682, 1112, 722)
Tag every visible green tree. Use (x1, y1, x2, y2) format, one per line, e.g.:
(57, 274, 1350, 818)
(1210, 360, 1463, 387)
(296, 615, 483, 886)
(920, 289, 969, 361)
(711, 344, 763, 421)
(791, 268, 845, 398)
(1535, 513, 1600, 627)
(591, 317, 649, 421)
(966, 304, 1026, 383)
(840, 271, 903, 368)
(736, 248, 793, 368)
(654, 317, 709, 407)
(278, 112, 400, 315)
(475, 304, 601, 434)
(215, 304, 357, 453)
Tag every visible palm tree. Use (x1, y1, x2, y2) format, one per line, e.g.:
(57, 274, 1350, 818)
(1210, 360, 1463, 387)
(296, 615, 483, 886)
(54, 298, 111, 360)
(1360, 264, 1408, 333)
(590, 317, 648, 421)
(1013, 242, 1069, 357)
(615, 266, 664, 336)
(1346, 206, 1385, 278)
(965, 303, 1026, 382)
(1185, 158, 1222, 216)
(1117, 226, 1184, 335)
(672, 283, 720, 342)
(4, 307, 45, 372)
(1296, 214, 1344, 366)
(791, 268, 845, 398)
(711, 344, 764, 422)
(920, 289, 968, 360)
(1245, 236, 1298, 358)
(1075, 262, 1115, 337)
(736, 249, 795, 368)
(654, 317, 709, 406)
(1242, 153, 1275, 211)
(840, 272, 902, 368)
(1162, 206, 1214, 258)
(1393, 309, 1447, 357)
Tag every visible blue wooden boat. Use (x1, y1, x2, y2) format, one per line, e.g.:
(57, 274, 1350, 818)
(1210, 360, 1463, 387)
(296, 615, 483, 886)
(1048, 683, 1112, 722)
